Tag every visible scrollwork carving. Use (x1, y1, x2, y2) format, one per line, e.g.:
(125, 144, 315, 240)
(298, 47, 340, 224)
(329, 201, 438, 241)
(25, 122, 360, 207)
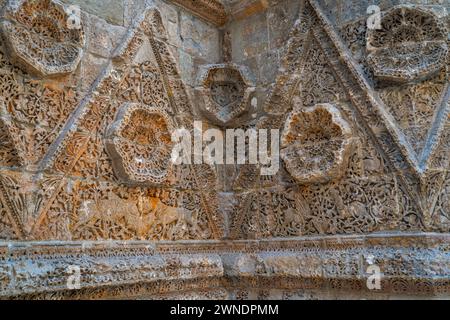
(0, 0, 85, 77)
(366, 5, 448, 84)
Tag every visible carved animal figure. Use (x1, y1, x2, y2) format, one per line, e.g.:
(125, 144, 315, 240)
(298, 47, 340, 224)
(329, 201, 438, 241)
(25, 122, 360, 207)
(75, 193, 197, 239)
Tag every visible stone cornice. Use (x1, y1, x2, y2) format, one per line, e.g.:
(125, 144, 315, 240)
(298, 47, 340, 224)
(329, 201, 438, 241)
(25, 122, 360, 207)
(1, 233, 450, 298)
(168, 0, 228, 26)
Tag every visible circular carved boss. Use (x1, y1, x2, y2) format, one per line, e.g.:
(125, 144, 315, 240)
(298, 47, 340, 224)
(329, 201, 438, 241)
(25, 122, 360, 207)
(280, 104, 353, 184)
(197, 64, 255, 127)
(105, 103, 174, 185)
(0, 0, 85, 77)
(367, 5, 448, 84)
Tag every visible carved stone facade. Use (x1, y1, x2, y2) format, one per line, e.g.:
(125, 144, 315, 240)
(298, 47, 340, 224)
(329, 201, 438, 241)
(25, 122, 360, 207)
(0, 0, 449, 300)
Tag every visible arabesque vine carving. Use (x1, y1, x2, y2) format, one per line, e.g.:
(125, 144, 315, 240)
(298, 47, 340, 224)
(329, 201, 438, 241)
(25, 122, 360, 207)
(0, 0, 448, 300)
(0, 0, 85, 77)
(367, 5, 448, 84)
(105, 103, 174, 185)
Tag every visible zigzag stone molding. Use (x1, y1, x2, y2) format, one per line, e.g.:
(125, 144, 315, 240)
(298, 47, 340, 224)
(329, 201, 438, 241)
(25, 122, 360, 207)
(1, 233, 450, 299)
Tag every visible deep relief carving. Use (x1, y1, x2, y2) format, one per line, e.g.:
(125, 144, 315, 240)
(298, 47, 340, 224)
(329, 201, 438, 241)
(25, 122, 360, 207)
(2, 234, 450, 299)
(197, 64, 255, 127)
(0, 0, 85, 77)
(105, 103, 174, 185)
(366, 5, 448, 84)
(280, 104, 353, 184)
(0, 0, 448, 300)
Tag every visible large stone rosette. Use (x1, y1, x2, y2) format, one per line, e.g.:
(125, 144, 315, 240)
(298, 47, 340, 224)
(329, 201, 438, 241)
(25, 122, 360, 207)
(367, 5, 448, 84)
(281, 104, 353, 184)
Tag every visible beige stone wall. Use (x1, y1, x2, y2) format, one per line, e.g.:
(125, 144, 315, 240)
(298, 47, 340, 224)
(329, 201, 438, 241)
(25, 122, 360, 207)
(0, 0, 449, 299)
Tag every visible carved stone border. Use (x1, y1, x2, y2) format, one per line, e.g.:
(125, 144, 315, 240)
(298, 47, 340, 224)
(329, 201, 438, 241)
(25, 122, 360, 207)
(168, 0, 228, 26)
(1, 233, 450, 298)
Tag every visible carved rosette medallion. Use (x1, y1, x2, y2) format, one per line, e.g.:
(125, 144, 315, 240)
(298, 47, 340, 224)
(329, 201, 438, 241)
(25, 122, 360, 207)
(280, 104, 353, 184)
(367, 5, 448, 84)
(197, 64, 255, 127)
(105, 103, 174, 185)
(0, 0, 85, 77)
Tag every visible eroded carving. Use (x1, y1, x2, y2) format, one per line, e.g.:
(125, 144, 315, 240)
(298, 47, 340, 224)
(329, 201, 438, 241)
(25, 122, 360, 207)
(105, 103, 174, 185)
(0, 0, 85, 77)
(367, 5, 448, 84)
(280, 104, 353, 184)
(197, 64, 255, 127)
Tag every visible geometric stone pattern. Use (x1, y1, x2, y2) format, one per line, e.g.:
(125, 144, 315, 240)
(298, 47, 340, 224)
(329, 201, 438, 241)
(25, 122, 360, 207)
(367, 5, 448, 84)
(0, 0, 85, 77)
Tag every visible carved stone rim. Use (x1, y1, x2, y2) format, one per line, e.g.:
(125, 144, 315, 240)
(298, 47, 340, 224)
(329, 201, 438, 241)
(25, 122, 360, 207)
(105, 103, 175, 185)
(196, 63, 256, 127)
(280, 104, 353, 184)
(168, 0, 228, 26)
(0, 0, 86, 77)
(366, 5, 448, 50)
(366, 4, 448, 84)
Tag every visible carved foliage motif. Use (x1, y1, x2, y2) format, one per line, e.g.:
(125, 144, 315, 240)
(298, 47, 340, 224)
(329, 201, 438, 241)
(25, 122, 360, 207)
(32, 8, 224, 242)
(197, 64, 255, 126)
(0, 0, 85, 77)
(339, 4, 449, 174)
(105, 104, 174, 185)
(281, 104, 353, 184)
(367, 5, 448, 84)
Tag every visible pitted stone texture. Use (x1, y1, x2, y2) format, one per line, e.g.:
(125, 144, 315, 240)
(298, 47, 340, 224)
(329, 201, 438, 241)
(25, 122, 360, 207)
(105, 103, 174, 185)
(197, 63, 255, 127)
(367, 5, 448, 84)
(0, 0, 85, 77)
(281, 104, 353, 184)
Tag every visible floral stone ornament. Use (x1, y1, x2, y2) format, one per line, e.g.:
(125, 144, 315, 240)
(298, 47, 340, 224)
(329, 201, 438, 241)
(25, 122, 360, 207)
(105, 103, 174, 185)
(280, 104, 353, 184)
(366, 5, 448, 84)
(0, 0, 85, 77)
(197, 64, 255, 127)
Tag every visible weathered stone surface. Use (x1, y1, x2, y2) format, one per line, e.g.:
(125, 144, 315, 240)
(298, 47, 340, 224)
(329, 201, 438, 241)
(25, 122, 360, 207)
(0, 0, 86, 77)
(196, 63, 255, 126)
(0, 0, 449, 300)
(61, 0, 124, 26)
(367, 5, 448, 84)
(280, 104, 354, 184)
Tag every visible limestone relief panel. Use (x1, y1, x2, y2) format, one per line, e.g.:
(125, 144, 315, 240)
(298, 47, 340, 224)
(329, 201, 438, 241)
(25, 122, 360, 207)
(196, 64, 255, 127)
(0, 0, 448, 299)
(105, 103, 174, 185)
(366, 5, 448, 84)
(0, 0, 85, 77)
